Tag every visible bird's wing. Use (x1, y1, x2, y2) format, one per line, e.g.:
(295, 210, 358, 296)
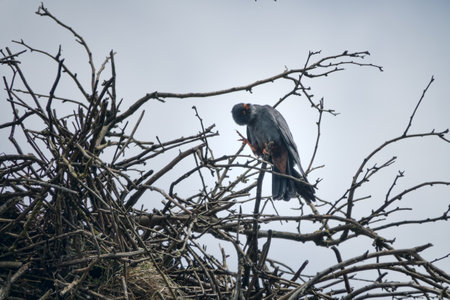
(268, 107, 306, 177)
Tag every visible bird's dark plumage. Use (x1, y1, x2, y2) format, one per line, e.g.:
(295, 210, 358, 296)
(231, 103, 315, 202)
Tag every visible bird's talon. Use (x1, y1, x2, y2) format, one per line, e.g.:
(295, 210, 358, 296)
(236, 130, 258, 154)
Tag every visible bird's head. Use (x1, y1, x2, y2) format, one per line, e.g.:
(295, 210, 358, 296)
(231, 103, 252, 125)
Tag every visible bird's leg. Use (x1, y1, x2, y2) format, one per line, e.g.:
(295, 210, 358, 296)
(236, 130, 258, 154)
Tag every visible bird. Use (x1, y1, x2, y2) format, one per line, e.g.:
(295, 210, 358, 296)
(231, 103, 315, 202)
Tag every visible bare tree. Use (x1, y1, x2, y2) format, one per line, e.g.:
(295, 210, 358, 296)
(1, 4, 449, 299)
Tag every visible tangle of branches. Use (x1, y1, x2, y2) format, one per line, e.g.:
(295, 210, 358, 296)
(0, 4, 449, 300)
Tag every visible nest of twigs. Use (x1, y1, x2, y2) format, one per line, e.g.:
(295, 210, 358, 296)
(0, 5, 187, 298)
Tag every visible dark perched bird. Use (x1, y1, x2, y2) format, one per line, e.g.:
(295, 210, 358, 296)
(231, 103, 315, 202)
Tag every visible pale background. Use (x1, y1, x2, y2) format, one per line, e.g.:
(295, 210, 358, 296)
(1, 0, 449, 278)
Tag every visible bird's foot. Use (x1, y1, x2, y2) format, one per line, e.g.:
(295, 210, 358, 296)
(236, 130, 258, 154)
(263, 141, 275, 156)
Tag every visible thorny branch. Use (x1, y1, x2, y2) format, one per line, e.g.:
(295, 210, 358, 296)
(0, 4, 449, 300)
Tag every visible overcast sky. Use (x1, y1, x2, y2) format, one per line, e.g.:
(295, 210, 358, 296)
(1, 0, 449, 277)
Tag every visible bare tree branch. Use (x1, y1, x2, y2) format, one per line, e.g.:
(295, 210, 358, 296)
(0, 5, 448, 299)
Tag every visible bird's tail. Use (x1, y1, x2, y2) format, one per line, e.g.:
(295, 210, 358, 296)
(291, 168, 315, 202)
(272, 166, 315, 202)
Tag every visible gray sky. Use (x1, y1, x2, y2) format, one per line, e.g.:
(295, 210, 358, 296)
(1, 0, 449, 277)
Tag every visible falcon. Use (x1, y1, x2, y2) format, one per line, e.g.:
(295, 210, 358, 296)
(231, 103, 315, 202)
